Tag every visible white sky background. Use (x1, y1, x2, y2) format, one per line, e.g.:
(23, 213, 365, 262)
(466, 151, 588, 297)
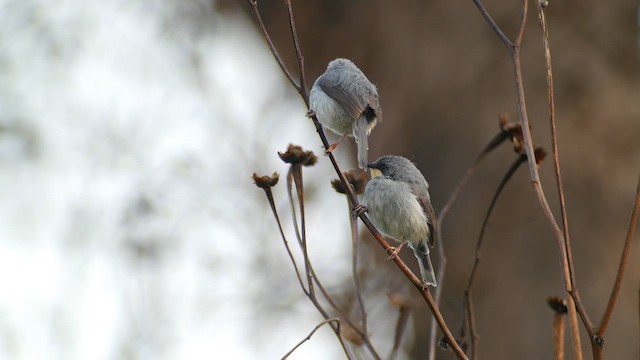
(0, 1, 382, 359)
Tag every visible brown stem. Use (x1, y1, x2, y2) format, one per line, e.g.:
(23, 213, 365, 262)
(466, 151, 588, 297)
(427, 230, 448, 360)
(284, 0, 308, 101)
(470, 0, 513, 49)
(281, 318, 352, 360)
(430, 126, 511, 360)
(597, 174, 640, 336)
(471, 0, 594, 357)
(390, 303, 410, 360)
(261, 185, 353, 357)
(263, 187, 306, 291)
(467, 154, 525, 290)
(535, 5, 583, 358)
(246, 0, 299, 90)
(347, 197, 379, 360)
(360, 215, 468, 359)
(465, 291, 479, 360)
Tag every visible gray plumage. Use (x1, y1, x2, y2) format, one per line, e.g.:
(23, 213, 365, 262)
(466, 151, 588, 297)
(363, 155, 438, 287)
(309, 58, 382, 169)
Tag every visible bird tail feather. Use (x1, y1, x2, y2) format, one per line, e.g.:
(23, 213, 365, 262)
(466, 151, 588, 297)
(354, 116, 369, 169)
(413, 242, 437, 287)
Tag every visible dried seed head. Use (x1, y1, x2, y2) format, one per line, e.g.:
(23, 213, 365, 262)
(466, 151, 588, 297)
(252, 172, 279, 189)
(342, 322, 365, 346)
(497, 115, 527, 154)
(534, 147, 547, 165)
(278, 144, 317, 166)
(546, 296, 568, 314)
(331, 170, 368, 195)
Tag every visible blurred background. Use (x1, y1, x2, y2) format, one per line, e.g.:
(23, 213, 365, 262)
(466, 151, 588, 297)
(0, 0, 638, 359)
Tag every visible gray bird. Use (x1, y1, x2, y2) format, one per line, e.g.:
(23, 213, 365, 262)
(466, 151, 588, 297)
(358, 155, 438, 287)
(309, 58, 382, 169)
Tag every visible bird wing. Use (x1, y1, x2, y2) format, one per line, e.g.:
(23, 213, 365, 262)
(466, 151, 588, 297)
(367, 92, 382, 123)
(316, 74, 366, 119)
(417, 196, 437, 247)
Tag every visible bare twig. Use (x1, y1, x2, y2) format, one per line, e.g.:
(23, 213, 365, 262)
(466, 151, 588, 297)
(427, 231, 447, 360)
(467, 154, 525, 290)
(246, 1, 299, 90)
(281, 318, 345, 359)
(464, 292, 479, 360)
(430, 121, 514, 360)
(469, 0, 596, 357)
(389, 294, 412, 360)
(597, 174, 640, 335)
(255, 173, 354, 359)
(470, 0, 512, 49)
(535, 4, 584, 358)
(349, 199, 369, 345)
(459, 154, 526, 359)
(257, 174, 306, 291)
(437, 123, 513, 227)
(284, 0, 308, 101)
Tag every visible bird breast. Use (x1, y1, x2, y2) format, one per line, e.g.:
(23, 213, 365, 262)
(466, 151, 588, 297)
(363, 178, 430, 245)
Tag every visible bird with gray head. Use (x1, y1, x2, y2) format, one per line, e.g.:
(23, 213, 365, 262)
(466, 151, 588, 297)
(309, 58, 382, 170)
(356, 155, 438, 287)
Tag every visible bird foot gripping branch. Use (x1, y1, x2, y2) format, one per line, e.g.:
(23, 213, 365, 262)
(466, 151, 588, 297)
(385, 242, 406, 262)
(352, 204, 367, 219)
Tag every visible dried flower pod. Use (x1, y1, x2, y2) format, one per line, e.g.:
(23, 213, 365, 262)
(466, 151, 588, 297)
(331, 170, 368, 195)
(278, 144, 318, 166)
(546, 296, 568, 314)
(252, 172, 279, 189)
(534, 147, 547, 165)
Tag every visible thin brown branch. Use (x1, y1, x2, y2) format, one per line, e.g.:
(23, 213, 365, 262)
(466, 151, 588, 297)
(349, 200, 369, 343)
(284, 0, 308, 103)
(472, 0, 592, 356)
(357, 212, 468, 359)
(289, 166, 314, 296)
(437, 127, 511, 228)
(281, 318, 350, 360)
(245, 0, 299, 90)
(427, 229, 448, 360)
(389, 299, 411, 360)
(470, 0, 513, 50)
(262, 186, 306, 292)
(597, 174, 640, 335)
(535, 4, 584, 358)
(258, 178, 353, 358)
(291, 166, 381, 359)
(430, 125, 512, 360)
(467, 154, 525, 290)
(464, 292, 479, 360)
(515, 0, 528, 48)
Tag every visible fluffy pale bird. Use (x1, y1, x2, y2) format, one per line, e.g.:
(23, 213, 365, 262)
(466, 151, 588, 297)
(356, 155, 437, 287)
(309, 58, 382, 169)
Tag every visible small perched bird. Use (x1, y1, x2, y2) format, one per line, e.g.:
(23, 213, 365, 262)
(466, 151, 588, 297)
(309, 58, 382, 169)
(356, 155, 438, 287)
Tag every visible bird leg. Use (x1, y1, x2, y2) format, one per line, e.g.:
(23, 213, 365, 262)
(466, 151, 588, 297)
(325, 133, 348, 155)
(385, 242, 406, 261)
(352, 204, 367, 219)
(306, 109, 316, 118)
